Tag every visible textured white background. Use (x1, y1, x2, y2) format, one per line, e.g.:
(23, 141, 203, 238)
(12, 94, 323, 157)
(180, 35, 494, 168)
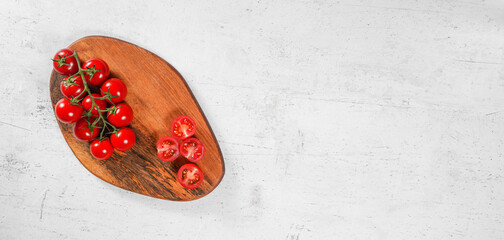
(1, 0, 504, 239)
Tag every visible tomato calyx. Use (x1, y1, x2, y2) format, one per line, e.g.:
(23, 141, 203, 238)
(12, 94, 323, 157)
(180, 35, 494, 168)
(52, 54, 71, 67)
(83, 65, 101, 79)
(100, 88, 119, 103)
(84, 118, 102, 137)
(67, 96, 81, 106)
(105, 104, 122, 117)
(81, 109, 94, 118)
(62, 76, 80, 88)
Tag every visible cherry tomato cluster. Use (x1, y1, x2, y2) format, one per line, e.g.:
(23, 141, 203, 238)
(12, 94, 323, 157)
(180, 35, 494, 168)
(156, 116, 205, 189)
(53, 48, 135, 160)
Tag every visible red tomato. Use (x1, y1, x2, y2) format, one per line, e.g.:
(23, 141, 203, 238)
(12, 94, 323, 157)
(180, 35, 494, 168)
(54, 98, 83, 123)
(60, 75, 86, 99)
(82, 58, 110, 85)
(107, 103, 133, 127)
(110, 127, 136, 151)
(156, 136, 179, 162)
(180, 138, 205, 162)
(170, 116, 196, 140)
(73, 118, 100, 142)
(100, 78, 127, 103)
(52, 48, 78, 75)
(82, 93, 107, 117)
(177, 163, 204, 189)
(90, 138, 114, 160)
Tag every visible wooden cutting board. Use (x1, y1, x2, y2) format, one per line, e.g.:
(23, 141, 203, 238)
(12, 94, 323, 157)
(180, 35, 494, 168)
(49, 36, 224, 201)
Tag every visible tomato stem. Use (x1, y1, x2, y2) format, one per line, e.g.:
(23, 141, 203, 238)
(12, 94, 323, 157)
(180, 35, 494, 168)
(72, 51, 116, 141)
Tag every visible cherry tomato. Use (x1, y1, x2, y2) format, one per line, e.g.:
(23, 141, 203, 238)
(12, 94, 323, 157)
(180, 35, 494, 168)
(60, 75, 86, 99)
(73, 118, 100, 142)
(101, 78, 127, 104)
(110, 127, 136, 151)
(180, 138, 205, 162)
(90, 138, 114, 160)
(177, 163, 204, 189)
(82, 58, 110, 85)
(82, 93, 107, 117)
(52, 48, 78, 75)
(156, 136, 179, 162)
(107, 103, 133, 127)
(170, 116, 196, 140)
(54, 98, 83, 123)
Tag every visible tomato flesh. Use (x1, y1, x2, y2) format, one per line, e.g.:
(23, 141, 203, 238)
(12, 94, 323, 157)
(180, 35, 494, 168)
(156, 136, 179, 162)
(177, 163, 204, 189)
(180, 138, 205, 162)
(170, 116, 196, 140)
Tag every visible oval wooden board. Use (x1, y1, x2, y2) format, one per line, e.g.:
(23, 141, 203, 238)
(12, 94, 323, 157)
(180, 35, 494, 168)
(49, 36, 224, 201)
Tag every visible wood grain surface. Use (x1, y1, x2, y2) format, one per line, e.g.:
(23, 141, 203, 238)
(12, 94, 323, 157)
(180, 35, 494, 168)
(49, 36, 224, 201)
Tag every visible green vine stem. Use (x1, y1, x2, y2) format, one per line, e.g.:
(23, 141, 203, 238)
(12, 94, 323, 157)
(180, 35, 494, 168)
(68, 51, 118, 140)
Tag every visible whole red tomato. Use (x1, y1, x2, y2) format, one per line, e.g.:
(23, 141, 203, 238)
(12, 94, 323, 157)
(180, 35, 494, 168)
(60, 75, 86, 99)
(110, 127, 136, 151)
(107, 103, 133, 127)
(90, 138, 114, 160)
(82, 58, 110, 85)
(177, 163, 204, 189)
(54, 98, 83, 123)
(52, 48, 78, 75)
(73, 118, 100, 142)
(180, 138, 205, 162)
(170, 116, 196, 140)
(82, 93, 107, 117)
(101, 78, 127, 104)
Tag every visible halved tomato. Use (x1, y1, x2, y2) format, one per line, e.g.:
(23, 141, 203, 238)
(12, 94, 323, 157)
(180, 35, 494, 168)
(177, 163, 204, 189)
(156, 136, 179, 162)
(170, 116, 196, 140)
(180, 138, 205, 162)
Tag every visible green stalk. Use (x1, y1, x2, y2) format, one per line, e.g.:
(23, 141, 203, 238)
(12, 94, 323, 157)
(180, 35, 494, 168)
(71, 51, 117, 140)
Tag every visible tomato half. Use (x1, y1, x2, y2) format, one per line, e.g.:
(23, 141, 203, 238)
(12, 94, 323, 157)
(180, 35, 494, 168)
(54, 98, 83, 123)
(110, 127, 136, 151)
(107, 103, 134, 127)
(170, 116, 196, 140)
(100, 78, 127, 104)
(177, 163, 204, 189)
(82, 93, 107, 117)
(73, 118, 100, 142)
(180, 138, 205, 162)
(90, 138, 114, 160)
(82, 58, 110, 86)
(60, 75, 86, 99)
(52, 48, 78, 75)
(156, 136, 179, 162)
